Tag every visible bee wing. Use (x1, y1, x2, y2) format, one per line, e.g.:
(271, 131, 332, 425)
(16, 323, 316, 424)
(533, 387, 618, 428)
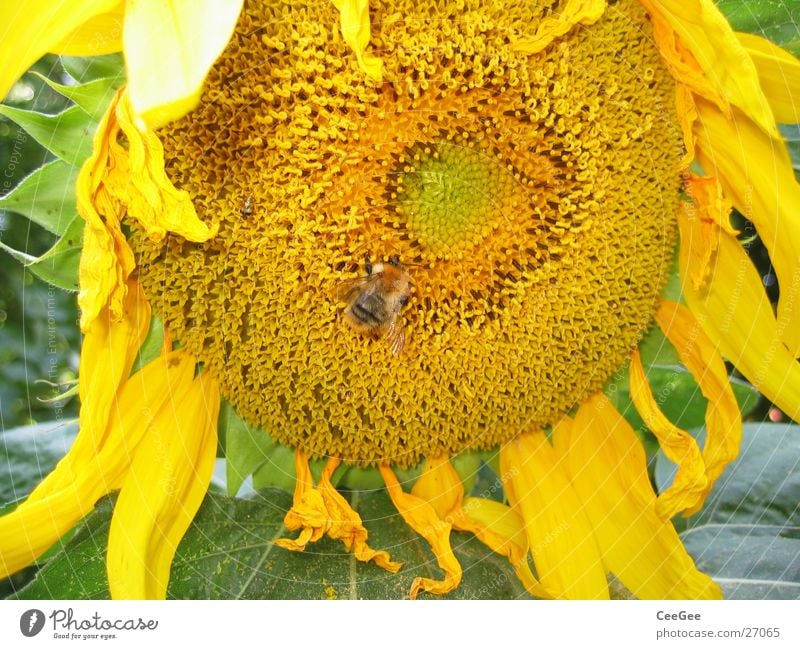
(334, 276, 370, 302)
(386, 318, 405, 356)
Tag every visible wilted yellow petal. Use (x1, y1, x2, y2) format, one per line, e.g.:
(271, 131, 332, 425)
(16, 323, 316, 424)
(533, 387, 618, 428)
(380, 465, 461, 598)
(0, 0, 120, 102)
(685, 174, 738, 235)
(655, 300, 742, 515)
(500, 431, 608, 599)
(124, 0, 244, 129)
(630, 349, 708, 518)
(275, 454, 400, 572)
(677, 208, 800, 422)
(107, 359, 219, 599)
(513, 0, 605, 54)
(330, 0, 383, 81)
(560, 394, 722, 599)
(640, 0, 778, 138)
(737, 31, 800, 125)
(77, 88, 217, 330)
(693, 99, 800, 356)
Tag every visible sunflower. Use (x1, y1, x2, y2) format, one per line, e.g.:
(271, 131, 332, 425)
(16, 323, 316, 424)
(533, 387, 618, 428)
(1, 0, 799, 600)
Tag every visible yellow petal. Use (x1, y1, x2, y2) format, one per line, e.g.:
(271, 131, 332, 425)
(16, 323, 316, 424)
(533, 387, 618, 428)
(513, 0, 605, 54)
(330, 0, 383, 82)
(25, 280, 149, 502)
(0, 350, 194, 579)
(560, 394, 722, 599)
(410, 456, 464, 520)
(53, 5, 125, 56)
(500, 431, 609, 599)
(275, 454, 400, 572)
(677, 207, 800, 421)
(737, 32, 800, 125)
(685, 174, 738, 235)
(639, 0, 779, 138)
(77, 88, 217, 330)
(317, 459, 401, 571)
(124, 0, 244, 130)
(379, 465, 462, 598)
(629, 349, 708, 518)
(107, 362, 219, 599)
(0, 0, 120, 102)
(454, 497, 554, 599)
(692, 98, 800, 356)
(655, 300, 743, 515)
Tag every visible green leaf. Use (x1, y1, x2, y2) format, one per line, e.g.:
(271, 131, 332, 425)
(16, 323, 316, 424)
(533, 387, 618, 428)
(657, 423, 800, 599)
(0, 160, 78, 235)
(24, 217, 84, 291)
(61, 54, 125, 85)
(14, 490, 531, 599)
(716, 0, 800, 55)
(0, 420, 78, 507)
(31, 73, 123, 122)
(0, 105, 95, 167)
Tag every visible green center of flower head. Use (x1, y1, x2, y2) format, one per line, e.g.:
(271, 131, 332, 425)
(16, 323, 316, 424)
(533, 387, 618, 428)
(392, 141, 520, 257)
(132, 0, 683, 466)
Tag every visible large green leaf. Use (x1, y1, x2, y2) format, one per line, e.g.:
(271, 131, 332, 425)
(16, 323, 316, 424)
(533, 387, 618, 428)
(0, 105, 95, 167)
(657, 423, 800, 599)
(12, 490, 531, 600)
(0, 420, 78, 507)
(0, 160, 78, 235)
(717, 0, 800, 55)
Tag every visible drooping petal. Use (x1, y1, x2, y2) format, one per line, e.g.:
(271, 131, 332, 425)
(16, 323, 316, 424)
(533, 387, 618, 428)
(737, 32, 800, 125)
(513, 0, 605, 54)
(124, 0, 244, 130)
(629, 349, 708, 518)
(107, 356, 219, 599)
(639, 0, 779, 138)
(275, 454, 400, 572)
(379, 465, 462, 598)
(500, 431, 609, 599)
(693, 99, 800, 357)
(655, 300, 742, 515)
(22, 280, 149, 503)
(77, 88, 217, 330)
(560, 393, 722, 599)
(454, 497, 554, 599)
(677, 207, 800, 421)
(409, 455, 463, 519)
(0, 0, 121, 102)
(330, 0, 383, 81)
(0, 350, 194, 579)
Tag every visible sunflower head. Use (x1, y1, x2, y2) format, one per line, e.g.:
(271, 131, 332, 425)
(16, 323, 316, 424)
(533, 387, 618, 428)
(130, 0, 682, 466)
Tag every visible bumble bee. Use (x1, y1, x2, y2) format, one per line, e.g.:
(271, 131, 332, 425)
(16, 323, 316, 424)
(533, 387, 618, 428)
(339, 255, 412, 356)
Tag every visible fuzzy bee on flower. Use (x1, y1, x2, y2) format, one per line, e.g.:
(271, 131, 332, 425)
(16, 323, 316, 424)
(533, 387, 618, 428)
(338, 255, 413, 356)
